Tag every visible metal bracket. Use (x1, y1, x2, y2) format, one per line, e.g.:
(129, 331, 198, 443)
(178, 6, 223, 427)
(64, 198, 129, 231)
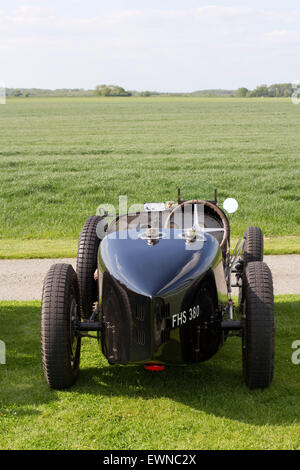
(230, 238, 245, 269)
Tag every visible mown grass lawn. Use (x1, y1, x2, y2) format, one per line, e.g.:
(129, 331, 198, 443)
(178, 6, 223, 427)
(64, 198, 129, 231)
(0, 296, 299, 450)
(0, 97, 300, 257)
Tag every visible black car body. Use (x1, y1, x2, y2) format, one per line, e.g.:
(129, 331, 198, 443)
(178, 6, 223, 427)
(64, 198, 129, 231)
(99, 224, 227, 365)
(41, 189, 275, 390)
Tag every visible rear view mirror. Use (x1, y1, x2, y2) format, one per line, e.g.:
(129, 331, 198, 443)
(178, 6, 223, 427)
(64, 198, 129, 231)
(223, 198, 238, 214)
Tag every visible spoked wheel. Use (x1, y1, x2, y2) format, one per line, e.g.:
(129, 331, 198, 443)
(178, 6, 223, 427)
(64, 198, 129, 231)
(41, 264, 81, 389)
(242, 261, 275, 389)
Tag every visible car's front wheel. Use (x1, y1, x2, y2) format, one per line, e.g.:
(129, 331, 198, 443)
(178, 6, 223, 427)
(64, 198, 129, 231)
(242, 261, 275, 389)
(41, 263, 81, 389)
(243, 226, 264, 264)
(77, 215, 104, 319)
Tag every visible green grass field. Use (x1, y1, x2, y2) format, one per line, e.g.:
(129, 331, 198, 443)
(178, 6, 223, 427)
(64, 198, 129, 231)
(0, 296, 299, 450)
(0, 97, 300, 257)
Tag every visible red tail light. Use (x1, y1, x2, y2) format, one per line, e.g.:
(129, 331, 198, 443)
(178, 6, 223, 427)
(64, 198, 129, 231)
(144, 364, 165, 372)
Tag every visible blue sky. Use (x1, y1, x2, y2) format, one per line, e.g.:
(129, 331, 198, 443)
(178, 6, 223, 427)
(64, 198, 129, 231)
(1, 1, 300, 91)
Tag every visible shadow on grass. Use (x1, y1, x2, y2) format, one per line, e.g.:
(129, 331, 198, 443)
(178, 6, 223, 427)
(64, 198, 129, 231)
(76, 360, 299, 427)
(76, 298, 300, 427)
(1, 300, 299, 427)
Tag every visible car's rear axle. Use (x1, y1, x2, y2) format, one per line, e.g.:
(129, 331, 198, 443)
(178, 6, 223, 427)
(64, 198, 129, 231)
(221, 320, 242, 330)
(77, 321, 102, 331)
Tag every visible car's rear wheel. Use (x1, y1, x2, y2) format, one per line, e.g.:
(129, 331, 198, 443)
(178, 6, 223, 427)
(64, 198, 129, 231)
(243, 226, 264, 264)
(77, 215, 104, 319)
(41, 264, 81, 389)
(242, 261, 275, 389)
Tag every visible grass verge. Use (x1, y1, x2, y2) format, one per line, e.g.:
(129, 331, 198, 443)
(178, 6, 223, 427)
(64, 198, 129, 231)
(0, 239, 78, 259)
(0, 236, 299, 259)
(0, 296, 299, 450)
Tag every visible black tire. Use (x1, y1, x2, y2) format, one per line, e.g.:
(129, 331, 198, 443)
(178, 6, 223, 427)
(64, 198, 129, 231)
(243, 226, 264, 264)
(76, 216, 103, 319)
(41, 264, 81, 389)
(242, 261, 275, 389)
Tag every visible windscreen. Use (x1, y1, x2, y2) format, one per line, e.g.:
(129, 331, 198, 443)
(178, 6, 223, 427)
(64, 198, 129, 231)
(107, 202, 225, 246)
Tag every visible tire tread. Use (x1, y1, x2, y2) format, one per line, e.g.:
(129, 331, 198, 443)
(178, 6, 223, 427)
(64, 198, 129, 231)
(243, 226, 264, 264)
(243, 261, 275, 389)
(41, 263, 81, 389)
(76, 216, 102, 318)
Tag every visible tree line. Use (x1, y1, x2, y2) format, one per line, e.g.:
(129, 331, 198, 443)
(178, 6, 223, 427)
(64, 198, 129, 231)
(94, 84, 132, 96)
(237, 83, 294, 98)
(5, 83, 296, 98)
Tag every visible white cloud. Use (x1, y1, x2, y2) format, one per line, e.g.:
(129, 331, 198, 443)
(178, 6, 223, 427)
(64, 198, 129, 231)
(14, 5, 46, 16)
(1, 5, 300, 90)
(265, 29, 300, 44)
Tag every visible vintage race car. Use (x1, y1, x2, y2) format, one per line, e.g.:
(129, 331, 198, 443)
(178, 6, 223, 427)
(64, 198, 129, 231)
(41, 188, 275, 390)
